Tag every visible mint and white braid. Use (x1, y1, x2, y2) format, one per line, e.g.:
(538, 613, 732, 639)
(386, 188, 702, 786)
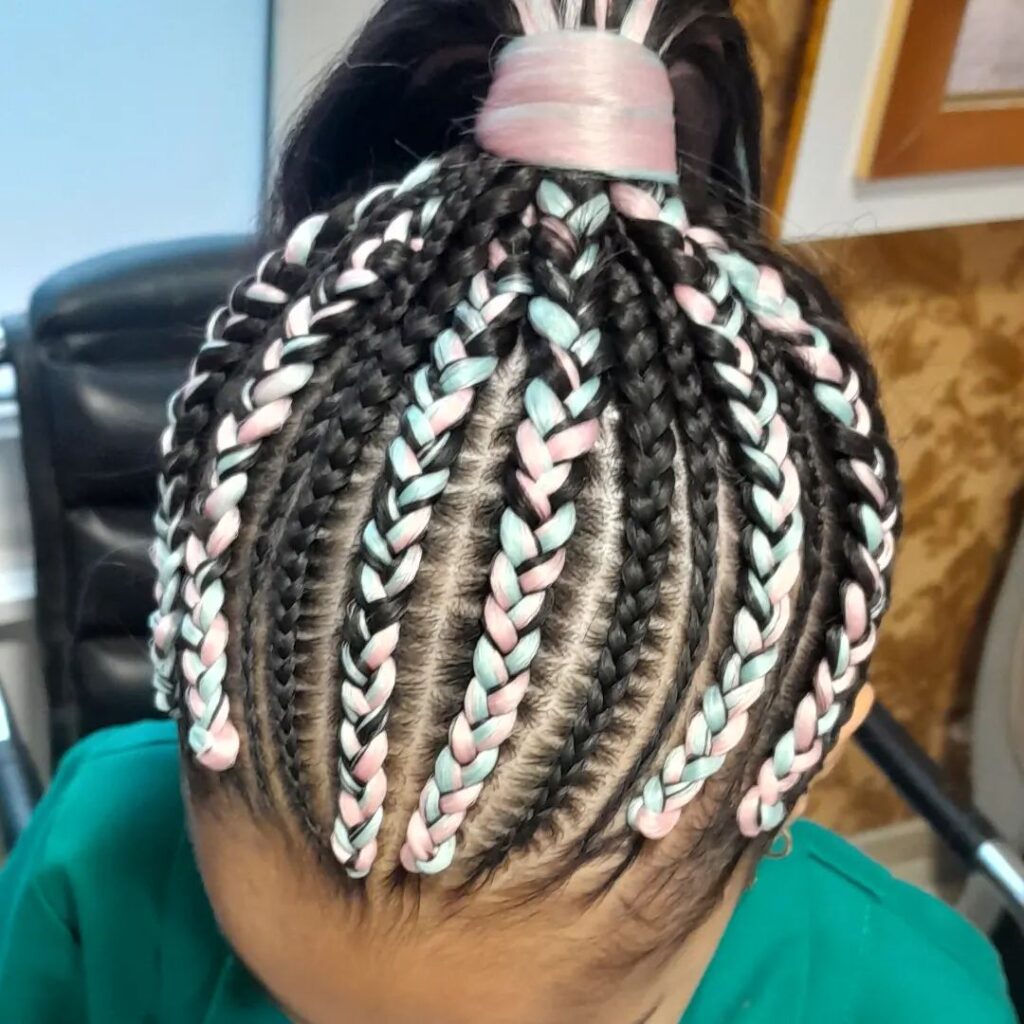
(177, 158, 446, 770)
(150, 213, 330, 717)
(332, 248, 534, 878)
(611, 185, 804, 840)
(707, 247, 899, 835)
(401, 181, 612, 874)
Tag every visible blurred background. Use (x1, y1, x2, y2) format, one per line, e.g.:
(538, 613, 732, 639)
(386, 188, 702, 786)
(0, 0, 1021, 1001)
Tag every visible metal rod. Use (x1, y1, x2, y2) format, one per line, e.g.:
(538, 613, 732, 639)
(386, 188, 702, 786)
(858, 702, 1024, 929)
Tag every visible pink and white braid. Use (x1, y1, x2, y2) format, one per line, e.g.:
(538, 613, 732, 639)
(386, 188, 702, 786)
(331, 244, 534, 878)
(177, 158, 445, 770)
(150, 213, 329, 717)
(705, 248, 898, 836)
(401, 181, 612, 874)
(611, 185, 804, 841)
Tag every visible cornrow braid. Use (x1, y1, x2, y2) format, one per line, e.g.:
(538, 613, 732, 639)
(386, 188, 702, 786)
(701, 241, 898, 834)
(723, 234, 900, 502)
(260, 162, 538, 825)
(755, 342, 826, 672)
(223, 184, 456, 794)
(401, 179, 613, 874)
(610, 185, 804, 841)
(481, 211, 680, 862)
(159, 165, 447, 762)
(177, 157, 450, 771)
(150, 212, 331, 717)
(238, 174, 470, 803)
(576, 221, 722, 857)
(331, 249, 534, 878)
(169, 2, 905, 914)
(255, 185, 459, 824)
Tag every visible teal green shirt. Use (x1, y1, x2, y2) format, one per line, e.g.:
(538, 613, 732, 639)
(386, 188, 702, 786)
(0, 723, 1015, 1023)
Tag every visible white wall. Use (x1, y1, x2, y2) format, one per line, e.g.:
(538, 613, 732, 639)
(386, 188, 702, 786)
(270, 0, 380, 151)
(1, 0, 270, 316)
(780, 0, 1024, 240)
(0, 400, 47, 781)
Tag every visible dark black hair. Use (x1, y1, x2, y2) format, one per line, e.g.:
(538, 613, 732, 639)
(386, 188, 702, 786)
(154, 0, 899, 965)
(271, 0, 762, 232)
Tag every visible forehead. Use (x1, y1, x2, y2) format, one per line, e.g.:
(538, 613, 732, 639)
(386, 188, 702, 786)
(189, 801, 672, 1024)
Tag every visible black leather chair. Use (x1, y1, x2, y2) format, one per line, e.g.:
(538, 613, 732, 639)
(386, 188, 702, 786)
(4, 236, 258, 760)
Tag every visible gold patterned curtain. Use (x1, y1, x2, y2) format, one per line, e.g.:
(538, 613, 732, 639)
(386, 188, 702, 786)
(735, 0, 1024, 832)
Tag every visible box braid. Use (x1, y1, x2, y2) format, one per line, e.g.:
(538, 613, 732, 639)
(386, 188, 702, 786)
(160, 1, 902, 946)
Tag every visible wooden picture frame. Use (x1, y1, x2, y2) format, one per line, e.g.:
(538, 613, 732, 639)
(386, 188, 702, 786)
(865, 0, 1024, 179)
(773, 0, 1024, 241)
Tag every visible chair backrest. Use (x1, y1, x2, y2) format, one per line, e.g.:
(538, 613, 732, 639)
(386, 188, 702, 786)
(6, 237, 258, 759)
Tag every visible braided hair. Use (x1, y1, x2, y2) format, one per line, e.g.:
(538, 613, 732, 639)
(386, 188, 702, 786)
(154, 0, 899, 941)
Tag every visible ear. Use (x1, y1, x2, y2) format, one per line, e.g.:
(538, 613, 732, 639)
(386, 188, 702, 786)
(834, 684, 877, 753)
(785, 685, 876, 823)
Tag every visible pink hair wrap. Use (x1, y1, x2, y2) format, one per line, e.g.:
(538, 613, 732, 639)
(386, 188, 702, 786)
(476, 30, 679, 184)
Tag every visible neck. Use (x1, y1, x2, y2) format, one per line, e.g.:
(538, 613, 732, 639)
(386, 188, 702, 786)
(622, 862, 749, 1024)
(194, 806, 751, 1024)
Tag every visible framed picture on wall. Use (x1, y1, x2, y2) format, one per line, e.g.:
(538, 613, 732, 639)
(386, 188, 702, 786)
(865, 0, 1024, 178)
(774, 0, 1024, 240)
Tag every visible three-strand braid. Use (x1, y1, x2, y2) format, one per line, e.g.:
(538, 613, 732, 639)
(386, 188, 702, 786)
(703, 241, 899, 834)
(481, 211, 682, 863)
(258, 191, 449, 818)
(162, 0, 905, 890)
(611, 185, 804, 840)
(575, 222, 722, 857)
(177, 158, 450, 770)
(229, 172, 467, 797)
(150, 211, 337, 718)
(332, 242, 535, 878)
(259, 163, 536, 825)
(401, 180, 613, 874)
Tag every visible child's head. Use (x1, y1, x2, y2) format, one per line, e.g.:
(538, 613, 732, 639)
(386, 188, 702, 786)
(151, 2, 900, 1021)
